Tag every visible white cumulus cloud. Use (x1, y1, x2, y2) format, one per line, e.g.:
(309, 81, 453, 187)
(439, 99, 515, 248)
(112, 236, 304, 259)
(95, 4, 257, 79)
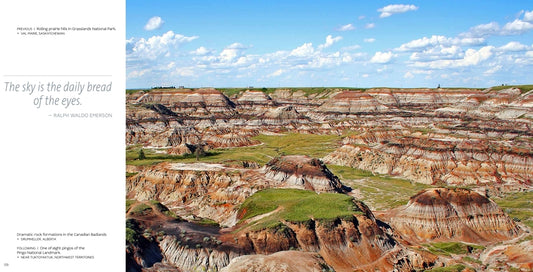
(412, 46, 494, 69)
(412, 70, 432, 75)
(195, 43, 252, 67)
(220, 43, 246, 62)
(462, 46, 493, 66)
(404, 71, 414, 79)
(409, 45, 463, 62)
(267, 69, 284, 77)
(365, 23, 375, 29)
(397, 35, 485, 52)
(190, 46, 212, 56)
(501, 19, 533, 35)
(364, 38, 376, 43)
(173, 67, 197, 77)
(463, 22, 500, 38)
(318, 35, 343, 50)
(338, 24, 355, 31)
(484, 65, 502, 75)
(463, 19, 533, 37)
(370, 51, 394, 63)
(127, 69, 151, 79)
(342, 45, 361, 51)
(127, 31, 199, 60)
(498, 41, 529, 52)
(144, 16, 164, 31)
(524, 10, 533, 22)
(290, 43, 315, 57)
(378, 4, 418, 18)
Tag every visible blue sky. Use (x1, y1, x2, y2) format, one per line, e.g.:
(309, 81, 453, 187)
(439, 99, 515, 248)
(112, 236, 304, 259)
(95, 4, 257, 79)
(126, 1, 533, 88)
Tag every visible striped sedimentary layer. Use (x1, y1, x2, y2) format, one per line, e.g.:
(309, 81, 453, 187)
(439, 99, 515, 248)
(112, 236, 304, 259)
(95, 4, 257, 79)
(389, 188, 520, 243)
(323, 129, 532, 186)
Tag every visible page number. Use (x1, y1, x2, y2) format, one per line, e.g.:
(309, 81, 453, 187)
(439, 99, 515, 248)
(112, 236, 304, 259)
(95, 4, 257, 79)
(3, 263, 8, 267)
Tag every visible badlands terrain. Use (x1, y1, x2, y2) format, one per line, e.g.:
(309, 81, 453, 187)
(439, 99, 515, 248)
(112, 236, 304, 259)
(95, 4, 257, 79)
(126, 86, 532, 271)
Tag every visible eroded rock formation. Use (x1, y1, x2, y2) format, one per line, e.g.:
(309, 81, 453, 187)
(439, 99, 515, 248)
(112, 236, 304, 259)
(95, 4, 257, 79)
(126, 87, 532, 271)
(232, 206, 430, 272)
(261, 155, 348, 193)
(388, 188, 521, 243)
(323, 128, 532, 187)
(127, 87, 533, 188)
(219, 251, 333, 272)
(127, 156, 348, 227)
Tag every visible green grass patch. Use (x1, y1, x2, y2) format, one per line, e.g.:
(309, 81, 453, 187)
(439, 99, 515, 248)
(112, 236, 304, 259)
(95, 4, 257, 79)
(195, 218, 220, 227)
(327, 164, 375, 179)
(126, 89, 150, 95)
(327, 164, 430, 210)
(130, 203, 152, 215)
(238, 189, 360, 230)
(218, 87, 363, 98)
(495, 191, 533, 208)
(218, 87, 277, 97)
(126, 146, 219, 166)
(218, 88, 249, 97)
(490, 84, 533, 94)
(126, 199, 136, 212)
(518, 235, 533, 243)
(462, 256, 482, 265)
(495, 191, 533, 229)
(149, 200, 168, 212)
(126, 172, 138, 178)
(424, 264, 467, 272)
(253, 133, 341, 158)
(424, 242, 485, 257)
(148, 200, 179, 219)
(126, 133, 343, 166)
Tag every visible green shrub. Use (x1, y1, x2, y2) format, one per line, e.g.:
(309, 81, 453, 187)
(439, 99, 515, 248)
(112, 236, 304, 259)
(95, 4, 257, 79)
(197, 218, 220, 227)
(126, 228, 138, 244)
(130, 203, 152, 215)
(424, 264, 467, 272)
(138, 149, 146, 160)
(126, 199, 136, 212)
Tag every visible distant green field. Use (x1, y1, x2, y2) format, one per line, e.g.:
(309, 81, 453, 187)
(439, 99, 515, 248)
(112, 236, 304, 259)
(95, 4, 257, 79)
(254, 133, 341, 158)
(218, 87, 367, 98)
(126, 89, 151, 95)
(218, 87, 276, 97)
(423, 264, 468, 272)
(128, 86, 504, 98)
(490, 84, 533, 94)
(238, 188, 361, 230)
(126, 145, 202, 166)
(423, 242, 484, 257)
(495, 191, 533, 229)
(126, 133, 343, 166)
(327, 164, 430, 210)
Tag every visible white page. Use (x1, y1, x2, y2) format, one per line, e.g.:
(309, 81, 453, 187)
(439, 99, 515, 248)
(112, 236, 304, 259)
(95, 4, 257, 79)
(0, 0, 125, 271)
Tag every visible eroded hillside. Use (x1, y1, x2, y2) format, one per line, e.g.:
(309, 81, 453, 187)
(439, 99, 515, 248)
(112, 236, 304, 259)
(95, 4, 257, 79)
(126, 86, 533, 272)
